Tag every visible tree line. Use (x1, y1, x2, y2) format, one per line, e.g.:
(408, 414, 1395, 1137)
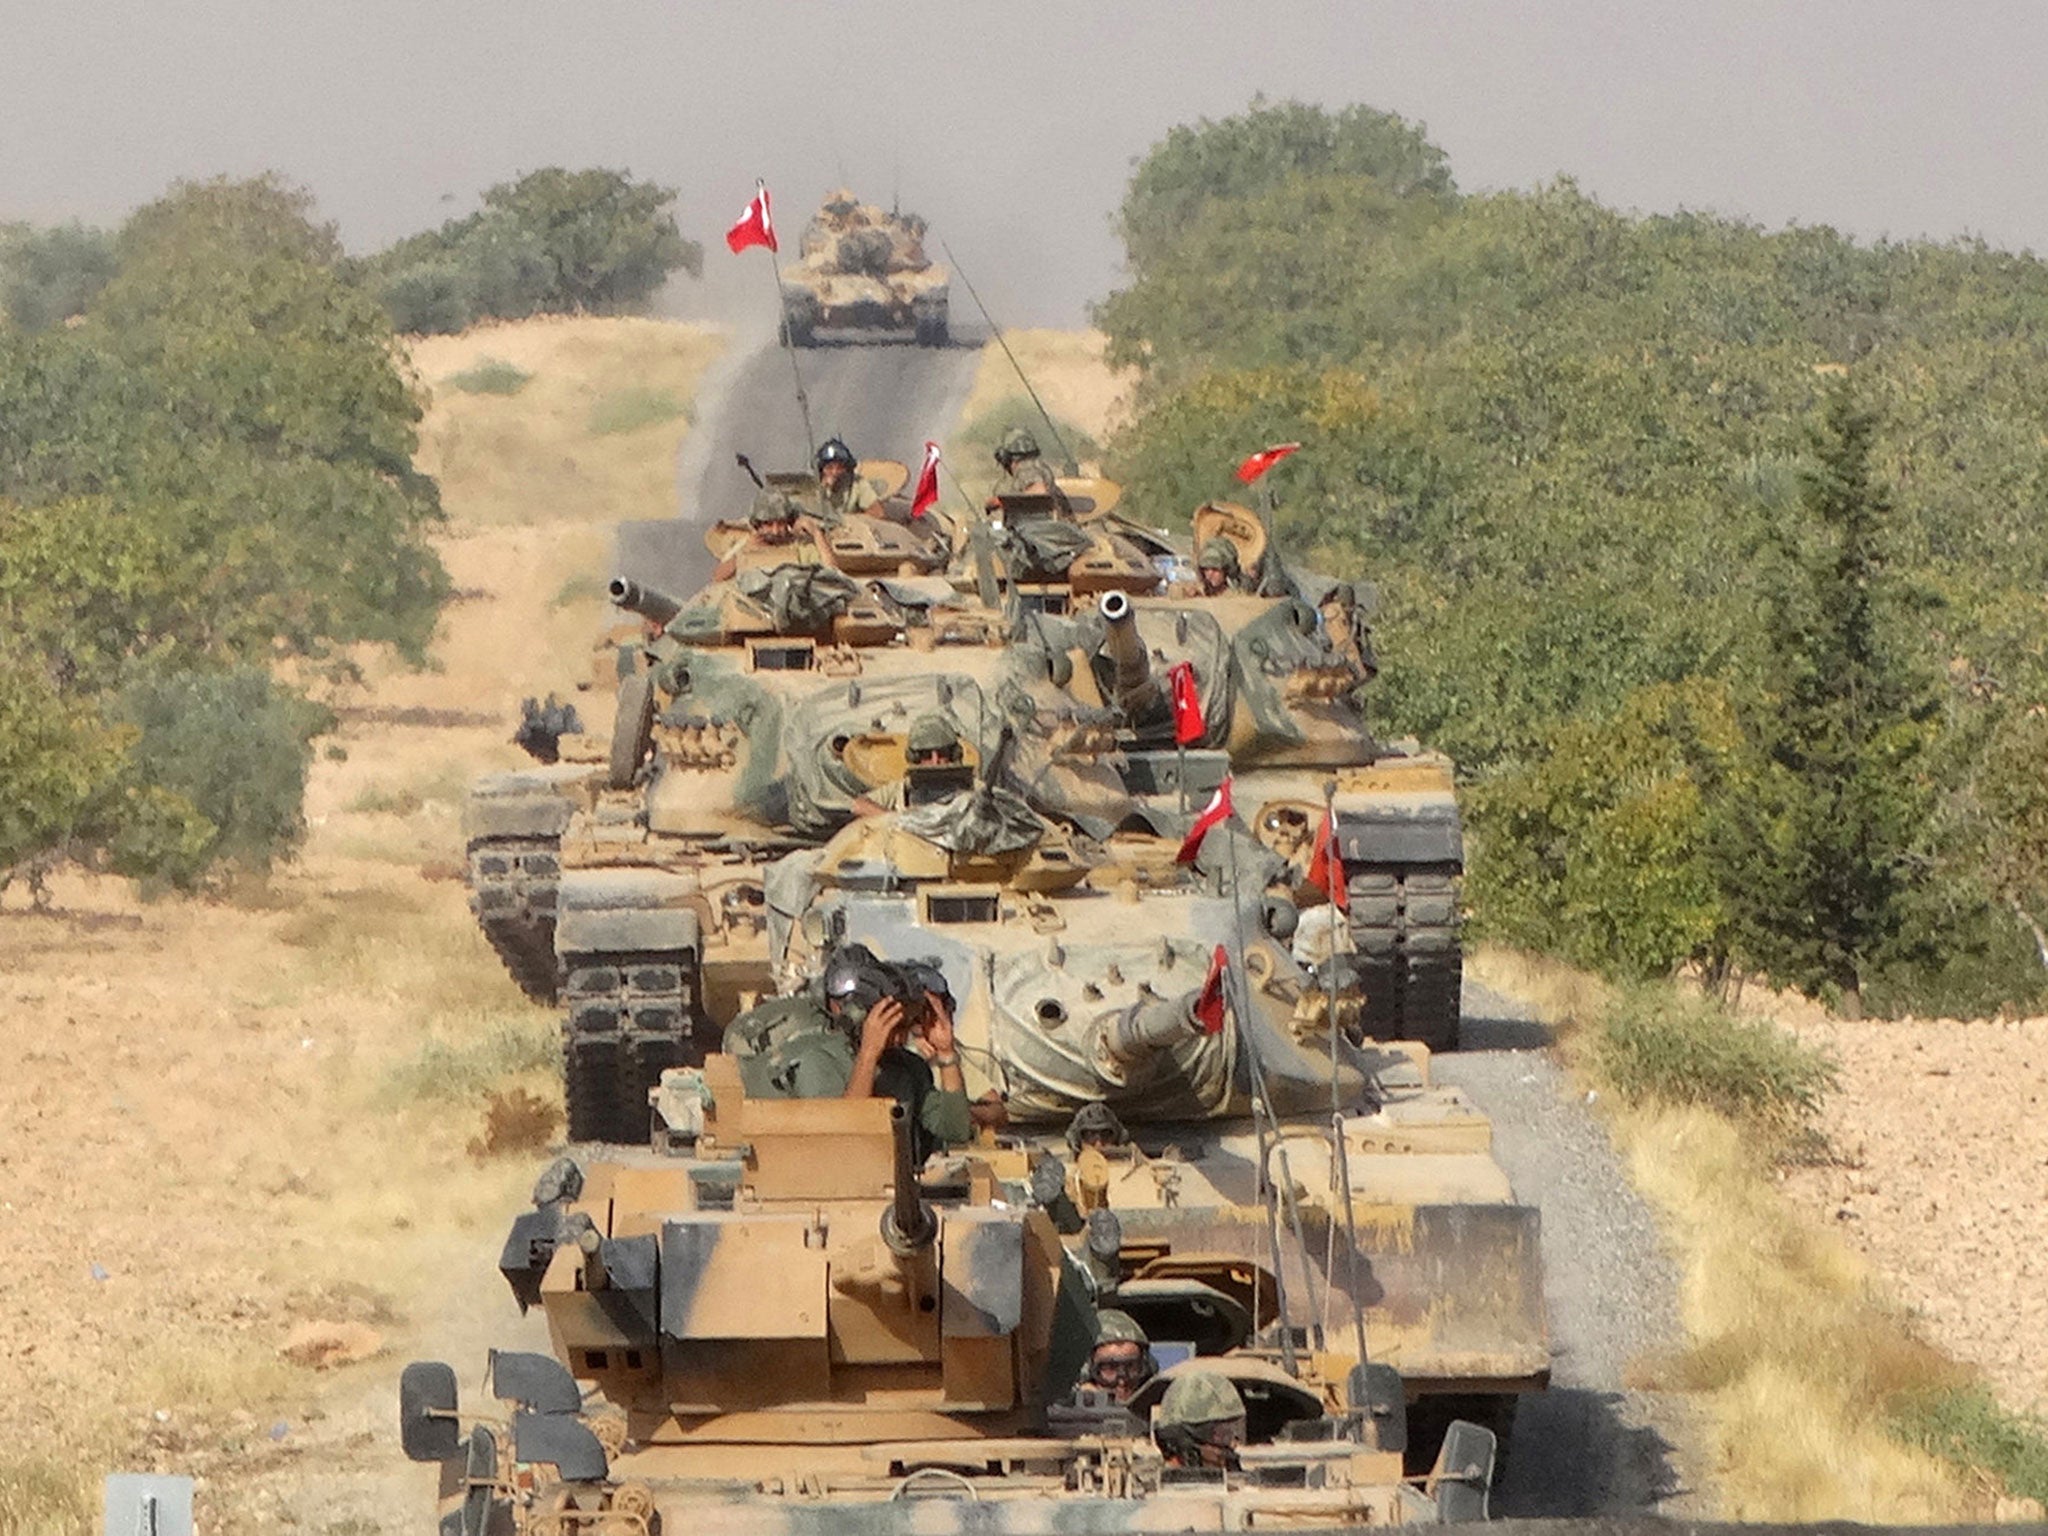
(1100, 99, 2048, 1016)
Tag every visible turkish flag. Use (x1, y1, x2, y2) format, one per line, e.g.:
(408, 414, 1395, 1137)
(1175, 775, 1234, 865)
(725, 181, 777, 254)
(1192, 944, 1230, 1034)
(910, 440, 941, 518)
(1167, 661, 1204, 746)
(1307, 805, 1349, 913)
(1235, 442, 1301, 484)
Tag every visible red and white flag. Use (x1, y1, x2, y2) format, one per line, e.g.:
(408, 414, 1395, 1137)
(910, 440, 941, 519)
(1235, 442, 1301, 484)
(1192, 943, 1230, 1034)
(724, 181, 777, 254)
(1307, 805, 1349, 913)
(1175, 774, 1234, 865)
(1167, 660, 1204, 746)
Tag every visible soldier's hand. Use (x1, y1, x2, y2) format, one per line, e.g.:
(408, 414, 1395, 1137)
(918, 993, 956, 1056)
(859, 997, 906, 1058)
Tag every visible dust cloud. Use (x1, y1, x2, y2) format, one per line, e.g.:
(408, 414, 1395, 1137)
(4, 1, 2047, 326)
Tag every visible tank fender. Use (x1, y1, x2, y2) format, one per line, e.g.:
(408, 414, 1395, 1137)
(1335, 804, 1464, 870)
(462, 792, 574, 842)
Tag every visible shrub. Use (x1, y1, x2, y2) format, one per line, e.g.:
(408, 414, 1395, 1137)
(377, 260, 474, 335)
(442, 357, 531, 396)
(1891, 1385, 2048, 1505)
(104, 667, 329, 887)
(1594, 985, 1834, 1154)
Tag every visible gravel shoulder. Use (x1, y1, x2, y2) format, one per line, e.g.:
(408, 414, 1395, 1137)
(1443, 982, 1713, 1518)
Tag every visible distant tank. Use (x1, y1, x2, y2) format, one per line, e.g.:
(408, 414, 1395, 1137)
(398, 1052, 1504, 1533)
(780, 188, 950, 347)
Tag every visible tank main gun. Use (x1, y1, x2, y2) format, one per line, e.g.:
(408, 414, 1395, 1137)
(609, 575, 683, 627)
(1097, 589, 1164, 723)
(1093, 987, 1206, 1088)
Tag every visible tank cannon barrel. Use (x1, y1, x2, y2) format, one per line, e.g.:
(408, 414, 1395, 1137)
(1096, 590, 1163, 720)
(880, 1102, 938, 1255)
(1096, 987, 1204, 1079)
(609, 576, 683, 627)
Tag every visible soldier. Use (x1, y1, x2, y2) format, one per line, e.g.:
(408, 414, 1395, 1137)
(1079, 1309, 1157, 1406)
(1318, 580, 1378, 684)
(852, 713, 963, 817)
(1065, 1100, 1130, 1155)
(812, 436, 881, 524)
(990, 427, 1071, 514)
(832, 944, 972, 1158)
(1153, 1371, 1248, 1471)
(711, 489, 833, 582)
(1195, 538, 1246, 597)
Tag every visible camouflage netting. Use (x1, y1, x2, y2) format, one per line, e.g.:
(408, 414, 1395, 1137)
(781, 675, 990, 840)
(736, 565, 860, 633)
(896, 783, 1046, 856)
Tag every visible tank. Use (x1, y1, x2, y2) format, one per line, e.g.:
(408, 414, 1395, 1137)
(758, 763, 1544, 1451)
(397, 1063, 1503, 1533)
(780, 188, 950, 347)
(461, 473, 1467, 1143)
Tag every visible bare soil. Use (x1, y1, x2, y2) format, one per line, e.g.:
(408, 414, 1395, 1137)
(1777, 1006, 2048, 1417)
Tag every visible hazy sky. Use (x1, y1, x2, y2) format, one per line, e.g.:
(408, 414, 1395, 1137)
(4, 1, 2044, 325)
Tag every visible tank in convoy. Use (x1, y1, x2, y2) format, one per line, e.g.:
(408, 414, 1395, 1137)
(461, 447, 1466, 1144)
(398, 1047, 1505, 1534)
(780, 187, 950, 347)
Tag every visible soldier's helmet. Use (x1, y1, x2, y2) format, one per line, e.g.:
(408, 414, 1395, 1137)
(905, 712, 962, 761)
(822, 187, 860, 215)
(749, 489, 803, 527)
(995, 427, 1041, 467)
(1197, 537, 1242, 575)
(815, 437, 858, 474)
(1065, 1100, 1130, 1154)
(822, 942, 900, 1026)
(1093, 1309, 1149, 1348)
(1323, 580, 1356, 607)
(1157, 1370, 1246, 1430)
(898, 957, 953, 1011)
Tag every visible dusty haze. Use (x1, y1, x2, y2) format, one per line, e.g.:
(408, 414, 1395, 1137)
(4, 1, 2046, 324)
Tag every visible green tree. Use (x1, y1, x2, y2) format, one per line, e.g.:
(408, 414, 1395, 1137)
(1713, 386, 1940, 1014)
(0, 221, 118, 331)
(479, 167, 700, 312)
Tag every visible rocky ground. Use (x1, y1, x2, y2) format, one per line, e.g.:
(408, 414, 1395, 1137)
(1777, 1007, 2048, 1417)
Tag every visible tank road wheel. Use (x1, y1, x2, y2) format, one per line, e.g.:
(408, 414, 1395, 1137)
(608, 671, 657, 791)
(560, 946, 706, 1143)
(465, 836, 562, 1003)
(1348, 866, 1463, 1052)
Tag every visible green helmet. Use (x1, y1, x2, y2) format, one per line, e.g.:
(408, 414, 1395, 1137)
(1197, 538, 1240, 574)
(1157, 1370, 1246, 1429)
(750, 489, 802, 526)
(815, 437, 857, 473)
(1093, 1309, 1149, 1348)
(996, 427, 1041, 465)
(905, 712, 958, 757)
(1065, 1100, 1129, 1154)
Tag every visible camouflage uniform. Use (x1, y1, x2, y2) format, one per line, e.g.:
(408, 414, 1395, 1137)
(816, 472, 881, 524)
(992, 427, 1070, 511)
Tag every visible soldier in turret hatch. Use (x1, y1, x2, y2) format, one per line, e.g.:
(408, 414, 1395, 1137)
(1155, 1372, 1249, 1471)
(852, 713, 963, 817)
(812, 436, 880, 525)
(1078, 1309, 1158, 1406)
(990, 426, 1071, 514)
(1195, 537, 1248, 596)
(711, 489, 833, 581)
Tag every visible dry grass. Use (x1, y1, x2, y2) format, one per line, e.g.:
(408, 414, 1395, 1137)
(409, 315, 725, 528)
(958, 328, 1134, 456)
(1469, 945, 1987, 1520)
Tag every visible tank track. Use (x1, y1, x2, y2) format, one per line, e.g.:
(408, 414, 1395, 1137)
(1347, 866, 1463, 1053)
(465, 836, 561, 1003)
(560, 945, 707, 1143)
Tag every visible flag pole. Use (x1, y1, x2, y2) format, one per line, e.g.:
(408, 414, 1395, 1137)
(755, 230, 816, 461)
(1318, 776, 1372, 1373)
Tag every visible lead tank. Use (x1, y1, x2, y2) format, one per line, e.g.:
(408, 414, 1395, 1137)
(398, 1059, 1501, 1534)
(759, 762, 1545, 1454)
(780, 188, 950, 347)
